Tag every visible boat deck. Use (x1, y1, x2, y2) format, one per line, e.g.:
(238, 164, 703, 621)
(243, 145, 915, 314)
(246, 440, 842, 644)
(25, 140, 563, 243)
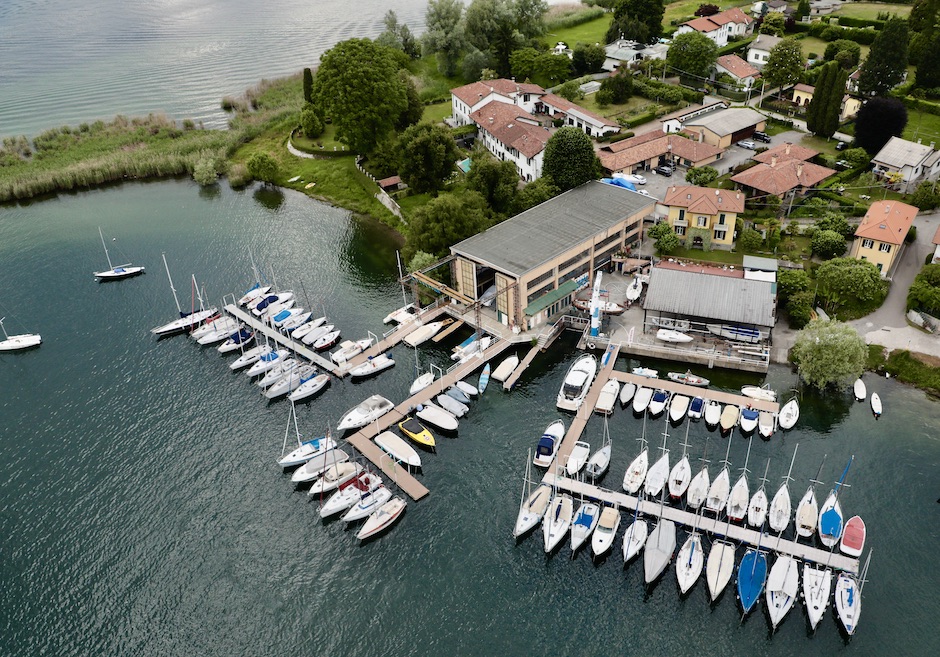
(608, 371, 780, 414)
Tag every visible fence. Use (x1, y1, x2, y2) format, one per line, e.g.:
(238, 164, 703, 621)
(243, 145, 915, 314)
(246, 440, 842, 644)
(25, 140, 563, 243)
(354, 156, 405, 222)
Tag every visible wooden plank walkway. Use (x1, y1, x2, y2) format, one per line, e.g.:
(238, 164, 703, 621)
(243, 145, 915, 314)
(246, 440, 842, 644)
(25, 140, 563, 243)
(224, 304, 342, 376)
(343, 338, 512, 501)
(502, 343, 539, 391)
(345, 305, 446, 370)
(608, 371, 780, 414)
(432, 319, 464, 342)
(542, 473, 859, 574)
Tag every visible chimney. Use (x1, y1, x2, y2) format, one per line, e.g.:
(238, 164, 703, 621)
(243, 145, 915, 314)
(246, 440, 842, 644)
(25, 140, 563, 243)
(932, 142, 936, 149)
(797, 162, 804, 178)
(771, 155, 777, 168)
(785, 142, 791, 155)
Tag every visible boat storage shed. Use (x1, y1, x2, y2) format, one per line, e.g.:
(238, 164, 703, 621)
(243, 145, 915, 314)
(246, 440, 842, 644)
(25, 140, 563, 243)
(643, 265, 776, 338)
(450, 181, 654, 329)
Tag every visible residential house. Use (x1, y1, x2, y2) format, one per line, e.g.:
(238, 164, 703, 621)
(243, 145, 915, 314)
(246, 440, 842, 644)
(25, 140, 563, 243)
(681, 107, 767, 148)
(790, 83, 862, 121)
(660, 101, 728, 133)
(469, 102, 551, 181)
(871, 136, 940, 187)
(766, 0, 791, 14)
(747, 34, 782, 69)
(603, 40, 668, 72)
(675, 8, 754, 48)
(536, 94, 620, 138)
(715, 54, 761, 90)
(731, 156, 837, 198)
(598, 132, 724, 175)
(846, 68, 861, 94)
(753, 141, 818, 165)
(810, 1, 840, 16)
(450, 79, 545, 127)
(662, 185, 745, 249)
(848, 200, 918, 275)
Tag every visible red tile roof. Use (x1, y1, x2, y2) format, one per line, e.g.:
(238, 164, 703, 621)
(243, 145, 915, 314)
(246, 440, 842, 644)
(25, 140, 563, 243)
(716, 55, 760, 80)
(933, 224, 940, 246)
(731, 159, 836, 196)
(539, 93, 619, 128)
(854, 201, 918, 246)
(451, 79, 545, 107)
(793, 83, 815, 94)
(753, 142, 818, 164)
(684, 16, 722, 32)
(663, 185, 745, 214)
(598, 134, 724, 172)
(682, 7, 753, 33)
(469, 102, 550, 159)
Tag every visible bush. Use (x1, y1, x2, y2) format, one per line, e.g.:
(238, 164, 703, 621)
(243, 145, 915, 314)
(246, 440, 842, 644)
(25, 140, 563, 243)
(192, 157, 218, 186)
(811, 228, 848, 259)
(907, 226, 918, 244)
(228, 162, 251, 188)
(787, 290, 815, 329)
(738, 228, 763, 252)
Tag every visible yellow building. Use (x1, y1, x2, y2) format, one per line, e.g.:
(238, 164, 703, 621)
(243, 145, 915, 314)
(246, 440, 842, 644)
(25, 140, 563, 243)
(849, 200, 918, 275)
(662, 185, 745, 249)
(791, 83, 862, 122)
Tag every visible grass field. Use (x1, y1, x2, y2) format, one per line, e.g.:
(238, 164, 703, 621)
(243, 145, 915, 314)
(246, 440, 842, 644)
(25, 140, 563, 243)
(576, 93, 665, 121)
(903, 110, 940, 145)
(542, 15, 611, 48)
(834, 2, 911, 20)
(800, 133, 842, 156)
(798, 36, 870, 61)
(668, 245, 744, 264)
(421, 101, 452, 125)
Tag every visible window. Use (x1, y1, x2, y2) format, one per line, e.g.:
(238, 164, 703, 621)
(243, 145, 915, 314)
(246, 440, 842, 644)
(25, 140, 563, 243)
(677, 209, 686, 221)
(718, 213, 726, 225)
(596, 231, 622, 250)
(675, 226, 686, 236)
(528, 269, 554, 290)
(862, 239, 874, 249)
(714, 229, 727, 241)
(559, 249, 590, 273)
(697, 216, 708, 227)
(879, 243, 892, 253)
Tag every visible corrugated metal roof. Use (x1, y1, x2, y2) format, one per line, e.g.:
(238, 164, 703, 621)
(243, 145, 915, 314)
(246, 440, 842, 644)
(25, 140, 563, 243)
(743, 255, 778, 272)
(684, 108, 766, 137)
(644, 267, 775, 327)
(524, 279, 579, 315)
(451, 181, 654, 278)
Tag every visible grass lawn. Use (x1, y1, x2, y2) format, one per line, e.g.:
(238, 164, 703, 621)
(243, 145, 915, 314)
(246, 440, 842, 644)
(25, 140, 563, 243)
(663, 0, 749, 27)
(668, 246, 744, 265)
(290, 122, 346, 152)
(800, 134, 841, 156)
(903, 110, 940, 145)
(578, 94, 667, 122)
(835, 2, 911, 20)
(542, 15, 611, 48)
(421, 101, 452, 125)
(799, 36, 869, 61)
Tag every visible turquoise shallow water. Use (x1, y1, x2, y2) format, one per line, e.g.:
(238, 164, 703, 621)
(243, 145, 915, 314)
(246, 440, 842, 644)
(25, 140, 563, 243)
(1, 180, 939, 656)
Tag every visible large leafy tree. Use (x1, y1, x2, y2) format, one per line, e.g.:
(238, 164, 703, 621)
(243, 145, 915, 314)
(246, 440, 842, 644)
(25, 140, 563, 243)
(542, 127, 602, 192)
(377, 10, 421, 59)
(816, 257, 887, 312)
(467, 151, 520, 215)
(791, 320, 866, 389)
(406, 191, 491, 258)
(917, 30, 940, 89)
(397, 73, 424, 131)
(247, 153, 279, 185)
(572, 43, 607, 75)
(422, 0, 466, 77)
(606, 0, 665, 44)
(510, 47, 540, 80)
(811, 229, 848, 259)
(512, 177, 560, 215)
(666, 31, 718, 80)
(759, 12, 786, 37)
(763, 38, 806, 92)
(824, 40, 861, 69)
(312, 39, 406, 154)
(685, 166, 718, 186)
(600, 67, 634, 103)
(535, 52, 572, 83)
(907, 264, 940, 314)
(858, 17, 909, 97)
(465, 0, 547, 77)
(855, 96, 908, 155)
(397, 123, 459, 195)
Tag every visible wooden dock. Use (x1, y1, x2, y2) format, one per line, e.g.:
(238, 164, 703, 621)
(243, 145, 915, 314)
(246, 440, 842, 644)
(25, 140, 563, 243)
(502, 343, 539, 391)
(432, 319, 464, 342)
(344, 305, 447, 370)
(608, 371, 780, 414)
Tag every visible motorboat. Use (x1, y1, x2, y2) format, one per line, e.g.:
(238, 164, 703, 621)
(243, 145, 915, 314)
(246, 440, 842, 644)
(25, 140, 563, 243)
(318, 471, 383, 518)
(256, 357, 298, 389)
(647, 389, 670, 417)
(307, 463, 363, 496)
(707, 324, 764, 343)
(778, 398, 800, 430)
(287, 373, 330, 402)
(676, 532, 704, 594)
(217, 328, 254, 353)
(265, 364, 318, 399)
(237, 284, 270, 306)
(229, 344, 268, 370)
(625, 276, 643, 302)
(301, 323, 334, 346)
(349, 353, 395, 379)
(374, 431, 422, 469)
(357, 496, 407, 541)
(871, 393, 882, 417)
(277, 435, 337, 469)
(591, 506, 621, 557)
(514, 484, 553, 538)
(668, 455, 691, 499)
(656, 329, 692, 343)
(632, 367, 658, 379)
(565, 441, 591, 476)
(741, 385, 776, 402)
(289, 449, 350, 484)
(622, 447, 648, 494)
(533, 420, 565, 468)
(451, 334, 490, 362)
(0, 317, 41, 351)
(739, 407, 759, 434)
(703, 400, 721, 427)
(853, 378, 866, 401)
(313, 329, 342, 351)
(403, 320, 448, 348)
(840, 515, 866, 557)
(290, 315, 326, 341)
(336, 395, 395, 432)
(491, 355, 520, 383)
(415, 403, 458, 432)
(455, 380, 478, 397)
(398, 417, 435, 449)
(632, 387, 653, 414)
(331, 338, 372, 364)
(686, 465, 709, 509)
(570, 502, 600, 553)
(803, 564, 832, 631)
(687, 396, 704, 420)
(383, 303, 417, 325)
(669, 394, 689, 423)
(766, 554, 799, 630)
(719, 404, 739, 432)
(556, 354, 598, 412)
(643, 519, 676, 584)
(244, 348, 289, 378)
(667, 370, 709, 386)
(619, 382, 636, 407)
(585, 443, 611, 480)
(542, 494, 573, 553)
(706, 541, 736, 601)
(737, 549, 768, 615)
(445, 386, 471, 405)
(758, 411, 774, 438)
(436, 394, 468, 418)
(644, 451, 670, 497)
(622, 517, 648, 563)
(93, 226, 145, 281)
(341, 485, 393, 523)
(593, 379, 620, 415)
(409, 371, 435, 395)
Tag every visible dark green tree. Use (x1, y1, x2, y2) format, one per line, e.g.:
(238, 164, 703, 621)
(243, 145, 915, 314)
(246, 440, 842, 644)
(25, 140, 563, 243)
(466, 151, 519, 215)
(817, 257, 887, 312)
(786, 290, 815, 329)
(572, 43, 607, 75)
(397, 74, 424, 131)
(759, 13, 786, 37)
(917, 30, 940, 89)
(796, 0, 810, 19)
(910, 180, 940, 210)
(606, 0, 665, 44)
(811, 229, 848, 259)
(665, 31, 719, 80)
(406, 191, 491, 258)
(824, 40, 861, 68)
(397, 123, 459, 194)
(855, 96, 908, 155)
(805, 62, 831, 134)
(542, 127, 602, 191)
(534, 52, 572, 83)
(909, 0, 938, 33)
(738, 228, 763, 252)
(600, 67, 634, 103)
(510, 47, 541, 80)
(816, 211, 853, 238)
(763, 38, 806, 92)
(422, 0, 466, 77)
(907, 263, 940, 313)
(247, 152, 279, 184)
(777, 268, 811, 302)
(465, 0, 528, 77)
(807, 62, 848, 138)
(842, 147, 870, 170)
(858, 17, 909, 97)
(302, 68, 313, 104)
(312, 39, 407, 154)
(300, 105, 323, 138)
(377, 10, 421, 59)
(791, 319, 866, 388)
(685, 166, 718, 186)
(512, 176, 560, 214)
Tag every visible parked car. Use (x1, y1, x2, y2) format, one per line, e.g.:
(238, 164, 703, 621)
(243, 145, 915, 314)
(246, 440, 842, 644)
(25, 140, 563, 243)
(738, 139, 757, 149)
(653, 165, 674, 176)
(636, 189, 652, 197)
(836, 159, 850, 169)
(616, 173, 646, 185)
(836, 141, 849, 151)
(753, 131, 772, 143)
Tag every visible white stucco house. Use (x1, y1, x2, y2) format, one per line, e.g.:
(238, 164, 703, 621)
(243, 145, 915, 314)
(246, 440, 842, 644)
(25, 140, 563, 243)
(674, 7, 754, 48)
(602, 39, 668, 72)
(715, 54, 762, 90)
(469, 101, 550, 182)
(747, 34, 782, 69)
(536, 94, 620, 138)
(450, 79, 545, 127)
(871, 136, 940, 186)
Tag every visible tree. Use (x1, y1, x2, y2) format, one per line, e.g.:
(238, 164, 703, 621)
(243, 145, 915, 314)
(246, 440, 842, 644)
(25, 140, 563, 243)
(811, 229, 848, 259)
(855, 96, 908, 155)
(666, 31, 719, 80)
(654, 230, 680, 255)
(572, 43, 606, 75)
(763, 38, 806, 92)
(917, 30, 940, 90)
(312, 39, 407, 154)
(462, 48, 492, 81)
(685, 166, 718, 186)
(514, 0, 550, 38)
(542, 127, 602, 191)
(554, 79, 583, 102)
(246, 152, 279, 184)
(909, 0, 939, 33)
(737, 228, 763, 252)
(796, 0, 810, 19)
(786, 290, 815, 329)
(695, 4, 719, 17)
(192, 157, 218, 187)
(300, 105, 323, 138)
(777, 268, 810, 302)
(606, 0, 665, 44)
(910, 181, 940, 210)
(805, 62, 831, 135)
(512, 177, 560, 214)
(377, 10, 421, 59)
(842, 147, 870, 170)
(302, 68, 313, 104)
(406, 191, 491, 258)
(510, 47, 540, 80)
(858, 17, 909, 97)
(408, 250, 439, 273)
(534, 52, 572, 83)
(759, 13, 786, 37)
(397, 123, 459, 194)
(907, 263, 940, 314)
(600, 67, 633, 103)
(397, 74, 424, 131)
(423, 0, 465, 77)
(806, 62, 848, 138)
(816, 211, 853, 238)
(466, 151, 519, 215)
(465, 0, 527, 77)
(816, 257, 886, 311)
(824, 40, 861, 68)
(791, 320, 867, 388)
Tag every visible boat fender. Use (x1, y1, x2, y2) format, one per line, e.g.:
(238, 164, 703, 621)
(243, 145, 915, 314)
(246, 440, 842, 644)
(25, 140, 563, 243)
(587, 342, 595, 350)
(416, 404, 424, 411)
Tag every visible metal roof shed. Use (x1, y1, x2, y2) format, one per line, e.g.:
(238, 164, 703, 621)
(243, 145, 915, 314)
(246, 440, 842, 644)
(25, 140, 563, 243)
(644, 267, 776, 328)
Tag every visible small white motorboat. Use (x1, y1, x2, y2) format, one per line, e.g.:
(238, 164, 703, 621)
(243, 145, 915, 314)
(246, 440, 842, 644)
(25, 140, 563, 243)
(656, 328, 692, 343)
(870, 392, 882, 417)
(0, 317, 41, 351)
(245, 348, 289, 378)
(803, 564, 833, 631)
(374, 431, 422, 468)
(514, 484, 552, 538)
(741, 385, 776, 402)
(383, 303, 417, 325)
(557, 354, 598, 412)
(336, 395, 395, 431)
(151, 307, 218, 337)
(436, 394, 468, 418)
(622, 448, 649, 494)
(278, 435, 337, 468)
(632, 387, 653, 414)
(415, 403, 458, 432)
(265, 364, 318, 399)
(307, 463, 363, 496)
(853, 378, 866, 401)
(739, 407, 759, 434)
(703, 400, 721, 427)
(669, 394, 689, 423)
(542, 494, 573, 553)
(647, 389, 670, 417)
(591, 506, 621, 557)
(455, 380, 478, 397)
(290, 315, 326, 341)
(357, 496, 407, 541)
(565, 441, 591, 476)
(632, 367, 658, 379)
(533, 420, 565, 468)
(287, 373, 330, 402)
(301, 323, 334, 346)
(341, 485, 393, 523)
(313, 329, 342, 351)
(593, 379, 620, 415)
(622, 518, 648, 563)
(229, 344, 268, 370)
(676, 532, 704, 594)
(349, 353, 395, 379)
(491, 355, 520, 382)
(331, 338, 372, 364)
(619, 382, 636, 407)
(318, 471, 383, 518)
(289, 449, 350, 484)
(778, 398, 800, 430)
(687, 396, 705, 420)
(758, 411, 775, 438)
(445, 386, 471, 404)
(570, 501, 600, 553)
(409, 371, 435, 395)
(403, 320, 447, 348)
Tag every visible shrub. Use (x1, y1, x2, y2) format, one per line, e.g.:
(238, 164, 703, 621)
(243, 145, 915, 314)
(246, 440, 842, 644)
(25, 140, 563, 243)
(812, 229, 848, 259)
(787, 290, 815, 329)
(228, 162, 251, 188)
(907, 226, 918, 244)
(192, 157, 218, 186)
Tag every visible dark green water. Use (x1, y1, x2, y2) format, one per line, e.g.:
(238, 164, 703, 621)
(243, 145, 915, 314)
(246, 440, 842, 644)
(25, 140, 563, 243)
(1, 180, 939, 656)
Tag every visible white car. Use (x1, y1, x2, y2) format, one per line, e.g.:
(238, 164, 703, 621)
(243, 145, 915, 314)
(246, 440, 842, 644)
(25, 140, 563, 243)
(614, 173, 647, 185)
(636, 189, 652, 197)
(738, 140, 757, 149)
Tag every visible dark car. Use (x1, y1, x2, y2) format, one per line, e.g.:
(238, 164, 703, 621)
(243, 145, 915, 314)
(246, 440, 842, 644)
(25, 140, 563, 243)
(753, 131, 772, 143)
(836, 141, 849, 151)
(654, 165, 674, 176)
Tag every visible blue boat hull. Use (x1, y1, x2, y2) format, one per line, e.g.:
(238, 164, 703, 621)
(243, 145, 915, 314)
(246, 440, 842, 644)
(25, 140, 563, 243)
(737, 550, 768, 614)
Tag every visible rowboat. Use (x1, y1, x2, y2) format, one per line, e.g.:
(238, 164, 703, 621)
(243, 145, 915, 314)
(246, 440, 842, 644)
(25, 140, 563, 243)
(870, 393, 882, 417)
(840, 515, 866, 557)
(667, 370, 709, 386)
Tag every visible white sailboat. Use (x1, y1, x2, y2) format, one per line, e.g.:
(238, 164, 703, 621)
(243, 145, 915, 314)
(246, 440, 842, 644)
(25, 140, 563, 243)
(644, 423, 670, 498)
(289, 448, 350, 484)
(835, 551, 872, 637)
(570, 499, 601, 553)
(795, 455, 827, 539)
(245, 348, 289, 378)
(0, 316, 41, 351)
(337, 395, 395, 432)
(667, 429, 692, 500)
(726, 439, 753, 522)
(307, 463, 363, 496)
(592, 506, 621, 557)
(265, 363, 318, 399)
(356, 496, 407, 541)
(410, 371, 435, 395)
(229, 344, 268, 370)
(747, 458, 771, 529)
(300, 323, 334, 347)
(287, 372, 330, 402)
(622, 440, 649, 494)
(622, 511, 649, 564)
(705, 539, 736, 602)
(150, 255, 217, 336)
(803, 562, 833, 631)
(585, 416, 612, 480)
(778, 397, 800, 430)
(685, 438, 710, 510)
(318, 471, 383, 518)
(542, 491, 573, 553)
(643, 496, 676, 584)
(765, 554, 800, 631)
(290, 315, 326, 341)
(769, 443, 799, 534)
(276, 402, 336, 468)
(93, 226, 145, 281)
(256, 357, 298, 389)
(675, 525, 705, 595)
(704, 438, 733, 515)
(341, 485, 393, 523)
(514, 453, 552, 539)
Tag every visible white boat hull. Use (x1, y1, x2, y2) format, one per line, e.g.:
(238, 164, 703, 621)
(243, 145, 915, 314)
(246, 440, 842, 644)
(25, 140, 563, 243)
(289, 449, 350, 483)
(706, 541, 736, 601)
(287, 374, 330, 402)
(514, 484, 552, 538)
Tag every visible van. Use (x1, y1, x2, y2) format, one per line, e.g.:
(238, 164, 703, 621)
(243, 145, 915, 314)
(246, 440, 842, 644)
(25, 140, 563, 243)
(753, 131, 772, 143)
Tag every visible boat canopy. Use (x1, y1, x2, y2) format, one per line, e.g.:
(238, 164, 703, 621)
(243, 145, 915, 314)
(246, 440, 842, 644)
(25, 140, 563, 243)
(536, 436, 556, 457)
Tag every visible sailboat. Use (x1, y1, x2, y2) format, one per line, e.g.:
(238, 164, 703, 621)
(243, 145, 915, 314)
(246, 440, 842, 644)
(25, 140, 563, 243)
(803, 561, 833, 631)
(675, 512, 705, 594)
(686, 438, 710, 510)
(585, 416, 612, 480)
(778, 397, 800, 430)
(706, 537, 736, 601)
(542, 492, 573, 553)
(644, 422, 670, 498)
(0, 316, 41, 351)
(747, 458, 771, 529)
(643, 494, 676, 584)
(513, 452, 552, 539)
(765, 554, 800, 630)
(704, 438, 733, 515)
(622, 495, 648, 563)
(726, 439, 753, 522)
(769, 444, 799, 534)
(150, 255, 217, 336)
(667, 426, 692, 500)
(622, 439, 649, 494)
(737, 546, 768, 616)
(592, 506, 621, 557)
(819, 455, 854, 548)
(93, 226, 145, 281)
(835, 551, 872, 637)
(570, 498, 601, 554)
(795, 454, 827, 539)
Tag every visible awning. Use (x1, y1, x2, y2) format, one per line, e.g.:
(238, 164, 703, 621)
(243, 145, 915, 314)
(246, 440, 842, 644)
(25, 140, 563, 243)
(524, 279, 579, 316)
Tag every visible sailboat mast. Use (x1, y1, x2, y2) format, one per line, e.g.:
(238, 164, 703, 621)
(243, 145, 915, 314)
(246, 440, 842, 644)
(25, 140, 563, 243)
(161, 253, 183, 313)
(98, 226, 114, 270)
(783, 443, 799, 485)
(396, 249, 408, 307)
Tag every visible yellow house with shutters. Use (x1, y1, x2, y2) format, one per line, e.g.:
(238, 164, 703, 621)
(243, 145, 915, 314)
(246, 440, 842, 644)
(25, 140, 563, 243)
(849, 200, 918, 275)
(662, 185, 745, 249)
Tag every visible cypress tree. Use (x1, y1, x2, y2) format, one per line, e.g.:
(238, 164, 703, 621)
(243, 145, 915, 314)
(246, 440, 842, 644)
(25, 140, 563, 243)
(805, 63, 831, 134)
(858, 18, 909, 97)
(917, 31, 940, 90)
(303, 67, 313, 104)
(819, 66, 849, 139)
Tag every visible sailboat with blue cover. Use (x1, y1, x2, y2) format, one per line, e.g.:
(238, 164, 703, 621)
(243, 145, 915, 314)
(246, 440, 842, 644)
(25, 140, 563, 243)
(819, 456, 854, 548)
(737, 546, 768, 615)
